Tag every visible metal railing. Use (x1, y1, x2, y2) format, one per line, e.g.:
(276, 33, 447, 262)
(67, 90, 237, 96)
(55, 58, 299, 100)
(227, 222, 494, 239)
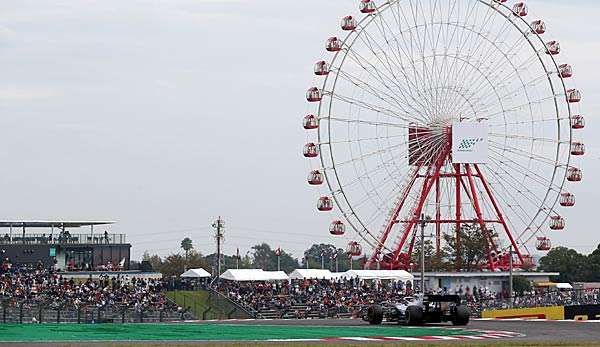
(0, 233, 127, 245)
(0, 300, 193, 324)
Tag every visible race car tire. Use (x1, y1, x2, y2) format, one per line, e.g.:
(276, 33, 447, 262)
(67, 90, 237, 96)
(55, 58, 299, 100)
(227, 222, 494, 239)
(367, 305, 384, 325)
(452, 305, 470, 326)
(406, 305, 423, 326)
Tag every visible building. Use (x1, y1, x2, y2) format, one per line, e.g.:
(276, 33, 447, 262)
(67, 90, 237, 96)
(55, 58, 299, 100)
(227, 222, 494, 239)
(0, 220, 131, 271)
(414, 271, 560, 293)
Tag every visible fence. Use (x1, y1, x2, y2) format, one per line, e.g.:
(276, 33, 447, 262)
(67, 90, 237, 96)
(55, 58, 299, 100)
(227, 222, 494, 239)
(0, 233, 127, 245)
(467, 289, 600, 317)
(0, 301, 194, 324)
(167, 290, 253, 320)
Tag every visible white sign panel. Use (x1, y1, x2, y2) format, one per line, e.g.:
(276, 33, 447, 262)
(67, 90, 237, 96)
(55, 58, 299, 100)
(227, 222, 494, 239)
(452, 122, 488, 164)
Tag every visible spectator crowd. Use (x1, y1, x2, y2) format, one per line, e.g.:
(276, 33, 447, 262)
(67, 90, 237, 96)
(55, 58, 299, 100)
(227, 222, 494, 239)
(219, 278, 414, 318)
(0, 259, 176, 313)
(2, 256, 599, 321)
(218, 278, 600, 319)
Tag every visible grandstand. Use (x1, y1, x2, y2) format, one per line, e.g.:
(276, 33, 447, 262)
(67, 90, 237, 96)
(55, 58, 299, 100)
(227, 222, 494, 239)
(0, 220, 130, 271)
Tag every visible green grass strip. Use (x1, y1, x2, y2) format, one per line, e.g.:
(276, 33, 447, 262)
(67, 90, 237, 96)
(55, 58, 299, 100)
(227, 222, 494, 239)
(0, 323, 477, 342)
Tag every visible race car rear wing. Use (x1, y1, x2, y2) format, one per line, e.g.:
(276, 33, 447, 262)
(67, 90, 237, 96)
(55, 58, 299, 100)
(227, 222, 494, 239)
(423, 295, 462, 304)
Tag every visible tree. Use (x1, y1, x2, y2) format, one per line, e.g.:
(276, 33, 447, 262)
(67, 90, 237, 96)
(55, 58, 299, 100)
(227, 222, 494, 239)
(442, 223, 498, 272)
(142, 251, 163, 271)
(538, 246, 590, 282)
(513, 276, 532, 295)
(303, 243, 346, 270)
(410, 238, 453, 272)
(180, 237, 193, 260)
(249, 243, 300, 272)
(158, 250, 209, 278)
(587, 244, 600, 282)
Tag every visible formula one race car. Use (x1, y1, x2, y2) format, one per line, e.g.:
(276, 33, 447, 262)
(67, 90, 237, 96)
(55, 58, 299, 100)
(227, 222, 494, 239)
(363, 294, 470, 326)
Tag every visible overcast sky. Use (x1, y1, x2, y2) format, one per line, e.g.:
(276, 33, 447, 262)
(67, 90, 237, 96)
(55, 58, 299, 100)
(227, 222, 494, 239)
(1, 0, 599, 261)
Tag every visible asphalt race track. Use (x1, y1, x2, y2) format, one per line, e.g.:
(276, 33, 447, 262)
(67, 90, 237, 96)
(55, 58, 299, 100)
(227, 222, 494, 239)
(208, 318, 600, 342)
(0, 318, 598, 346)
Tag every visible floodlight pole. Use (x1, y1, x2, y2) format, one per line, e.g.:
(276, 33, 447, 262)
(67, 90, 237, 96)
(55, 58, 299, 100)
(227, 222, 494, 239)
(509, 245, 514, 308)
(420, 215, 425, 294)
(212, 217, 225, 282)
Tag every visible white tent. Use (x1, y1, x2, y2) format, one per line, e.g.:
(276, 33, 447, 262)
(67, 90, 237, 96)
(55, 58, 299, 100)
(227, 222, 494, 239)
(220, 269, 290, 282)
(181, 268, 211, 278)
(289, 269, 335, 280)
(556, 283, 573, 289)
(342, 270, 414, 282)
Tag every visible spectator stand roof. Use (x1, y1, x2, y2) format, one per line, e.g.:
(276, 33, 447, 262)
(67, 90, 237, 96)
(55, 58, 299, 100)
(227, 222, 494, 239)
(289, 269, 336, 280)
(342, 270, 414, 282)
(0, 221, 114, 229)
(220, 269, 289, 282)
(181, 268, 211, 278)
(536, 282, 573, 289)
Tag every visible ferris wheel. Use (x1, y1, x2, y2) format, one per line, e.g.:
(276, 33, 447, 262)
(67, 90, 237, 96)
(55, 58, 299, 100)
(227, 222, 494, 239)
(303, 0, 584, 271)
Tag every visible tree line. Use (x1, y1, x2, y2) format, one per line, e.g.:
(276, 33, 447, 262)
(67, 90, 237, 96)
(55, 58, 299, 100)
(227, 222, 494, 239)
(140, 225, 600, 282)
(141, 239, 364, 277)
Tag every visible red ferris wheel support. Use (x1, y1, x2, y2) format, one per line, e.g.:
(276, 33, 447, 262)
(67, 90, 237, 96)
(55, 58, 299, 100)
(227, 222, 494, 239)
(367, 128, 527, 272)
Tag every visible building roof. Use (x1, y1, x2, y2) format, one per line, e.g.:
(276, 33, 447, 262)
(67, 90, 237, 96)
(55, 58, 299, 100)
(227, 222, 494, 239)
(181, 268, 211, 278)
(414, 272, 559, 278)
(344, 270, 414, 281)
(0, 221, 114, 228)
(289, 269, 336, 280)
(220, 269, 289, 281)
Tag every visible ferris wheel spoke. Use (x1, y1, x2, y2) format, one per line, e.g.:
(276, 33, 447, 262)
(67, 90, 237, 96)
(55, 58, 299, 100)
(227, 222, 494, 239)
(488, 141, 559, 170)
(328, 116, 411, 129)
(448, 5, 517, 89)
(351, 168, 405, 215)
(475, 54, 548, 105)
(332, 130, 444, 170)
(485, 159, 550, 211)
(480, 162, 547, 239)
(483, 159, 552, 245)
(324, 132, 405, 145)
(381, 2, 446, 116)
(331, 141, 407, 168)
(444, 13, 536, 115)
(333, 160, 399, 191)
(477, 71, 553, 112)
(355, 28, 436, 117)
(435, 1, 499, 114)
(489, 133, 562, 144)
(487, 146, 563, 191)
(487, 117, 568, 128)
(342, 47, 433, 121)
(403, 0, 443, 115)
(484, 95, 556, 120)
(333, 69, 426, 122)
(328, 91, 411, 121)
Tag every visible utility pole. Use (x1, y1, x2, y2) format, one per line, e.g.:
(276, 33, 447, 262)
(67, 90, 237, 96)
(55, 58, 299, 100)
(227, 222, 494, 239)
(275, 247, 281, 271)
(509, 245, 514, 308)
(321, 252, 325, 270)
(211, 217, 225, 282)
(420, 214, 431, 294)
(349, 254, 353, 270)
(333, 251, 339, 272)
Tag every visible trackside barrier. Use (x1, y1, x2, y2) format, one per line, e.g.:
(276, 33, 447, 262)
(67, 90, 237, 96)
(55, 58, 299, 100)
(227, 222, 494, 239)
(564, 305, 600, 321)
(482, 306, 564, 320)
(483, 304, 600, 320)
